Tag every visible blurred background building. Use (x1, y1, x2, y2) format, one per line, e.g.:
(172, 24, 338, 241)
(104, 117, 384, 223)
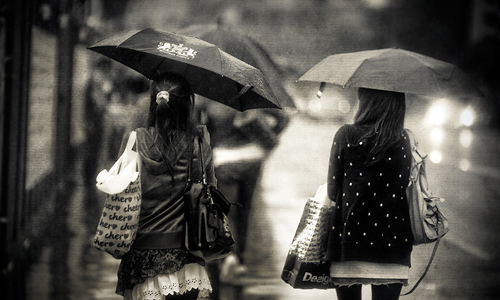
(1, 0, 497, 299)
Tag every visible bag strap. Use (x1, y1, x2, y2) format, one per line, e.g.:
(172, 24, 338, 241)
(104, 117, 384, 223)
(401, 233, 442, 295)
(185, 114, 194, 188)
(406, 129, 426, 159)
(185, 133, 206, 186)
(119, 131, 137, 172)
(196, 137, 207, 185)
(126, 131, 137, 151)
(402, 129, 441, 296)
(406, 129, 415, 150)
(185, 135, 194, 187)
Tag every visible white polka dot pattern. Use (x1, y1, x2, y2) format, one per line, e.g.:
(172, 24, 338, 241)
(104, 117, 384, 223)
(326, 125, 413, 265)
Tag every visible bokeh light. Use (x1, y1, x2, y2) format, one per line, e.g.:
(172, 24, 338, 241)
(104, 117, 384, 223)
(459, 129, 473, 148)
(459, 159, 471, 171)
(308, 98, 322, 113)
(430, 127, 444, 144)
(425, 99, 449, 126)
(429, 150, 443, 164)
(338, 99, 351, 114)
(461, 107, 475, 127)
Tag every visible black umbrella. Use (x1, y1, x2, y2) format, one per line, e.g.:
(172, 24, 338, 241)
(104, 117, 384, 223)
(180, 25, 296, 109)
(88, 28, 281, 111)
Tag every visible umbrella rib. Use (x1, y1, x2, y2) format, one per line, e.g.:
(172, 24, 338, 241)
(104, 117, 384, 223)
(217, 48, 224, 76)
(342, 60, 367, 88)
(342, 49, 389, 88)
(341, 49, 393, 87)
(149, 59, 164, 79)
(184, 63, 190, 79)
(216, 48, 241, 110)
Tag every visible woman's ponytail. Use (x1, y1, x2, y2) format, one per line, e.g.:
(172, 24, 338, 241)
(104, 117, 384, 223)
(146, 72, 196, 149)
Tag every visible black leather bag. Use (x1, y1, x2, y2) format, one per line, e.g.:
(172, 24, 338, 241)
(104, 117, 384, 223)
(183, 136, 235, 261)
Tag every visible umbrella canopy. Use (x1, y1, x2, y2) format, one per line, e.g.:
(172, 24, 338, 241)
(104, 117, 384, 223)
(180, 25, 295, 109)
(298, 48, 485, 99)
(88, 28, 281, 111)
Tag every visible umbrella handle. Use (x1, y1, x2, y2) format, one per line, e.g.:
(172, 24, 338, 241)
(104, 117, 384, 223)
(228, 85, 253, 103)
(316, 82, 326, 98)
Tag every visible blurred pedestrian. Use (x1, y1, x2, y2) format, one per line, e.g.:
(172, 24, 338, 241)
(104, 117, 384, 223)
(326, 88, 413, 300)
(115, 72, 216, 300)
(103, 70, 149, 163)
(83, 57, 115, 229)
(195, 98, 289, 291)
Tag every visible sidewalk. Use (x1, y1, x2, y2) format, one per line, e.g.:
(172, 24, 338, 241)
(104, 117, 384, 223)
(25, 115, 342, 300)
(236, 115, 339, 300)
(26, 115, 476, 300)
(215, 115, 460, 300)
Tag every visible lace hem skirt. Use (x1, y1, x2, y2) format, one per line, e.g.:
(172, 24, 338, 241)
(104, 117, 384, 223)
(116, 248, 206, 295)
(124, 263, 212, 300)
(330, 261, 409, 287)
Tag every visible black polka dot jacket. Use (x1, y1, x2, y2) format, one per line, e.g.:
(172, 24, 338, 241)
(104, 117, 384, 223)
(325, 124, 413, 266)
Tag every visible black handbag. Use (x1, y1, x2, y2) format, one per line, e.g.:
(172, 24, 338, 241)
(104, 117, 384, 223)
(183, 135, 235, 261)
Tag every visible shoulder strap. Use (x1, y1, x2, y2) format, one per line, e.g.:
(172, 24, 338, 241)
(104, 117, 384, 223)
(402, 130, 441, 296)
(406, 129, 426, 160)
(126, 131, 137, 151)
(197, 136, 207, 185)
(185, 134, 206, 186)
(185, 134, 194, 188)
(119, 131, 137, 172)
(402, 235, 442, 295)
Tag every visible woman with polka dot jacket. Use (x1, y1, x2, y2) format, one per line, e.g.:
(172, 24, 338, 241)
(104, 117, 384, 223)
(326, 87, 413, 300)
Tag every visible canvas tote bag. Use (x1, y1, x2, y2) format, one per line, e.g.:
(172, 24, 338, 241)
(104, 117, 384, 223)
(94, 131, 141, 259)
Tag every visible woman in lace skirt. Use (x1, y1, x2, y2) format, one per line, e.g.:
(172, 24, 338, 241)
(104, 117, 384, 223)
(115, 72, 216, 300)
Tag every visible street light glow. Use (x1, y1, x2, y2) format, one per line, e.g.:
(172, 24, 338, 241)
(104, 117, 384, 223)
(364, 0, 390, 9)
(459, 159, 471, 171)
(426, 100, 449, 126)
(430, 127, 444, 144)
(429, 150, 442, 164)
(461, 107, 475, 127)
(459, 129, 473, 148)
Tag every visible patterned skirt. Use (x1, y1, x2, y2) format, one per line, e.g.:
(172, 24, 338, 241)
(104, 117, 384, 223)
(116, 248, 212, 299)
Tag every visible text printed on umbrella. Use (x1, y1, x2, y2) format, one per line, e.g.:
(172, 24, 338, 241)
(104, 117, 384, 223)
(157, 42, 197, 59)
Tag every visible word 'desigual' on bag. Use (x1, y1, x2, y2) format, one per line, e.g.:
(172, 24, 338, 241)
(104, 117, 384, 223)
(94, 131, 142, 259)
(281, 183, 338, 289)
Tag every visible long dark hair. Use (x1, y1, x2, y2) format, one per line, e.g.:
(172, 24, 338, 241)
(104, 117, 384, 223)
(354, 87, 406, 165)
(147, 72, 197, 148)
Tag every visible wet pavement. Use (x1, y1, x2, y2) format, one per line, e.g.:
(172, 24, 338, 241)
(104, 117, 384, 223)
(26, 114, 500, 300)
